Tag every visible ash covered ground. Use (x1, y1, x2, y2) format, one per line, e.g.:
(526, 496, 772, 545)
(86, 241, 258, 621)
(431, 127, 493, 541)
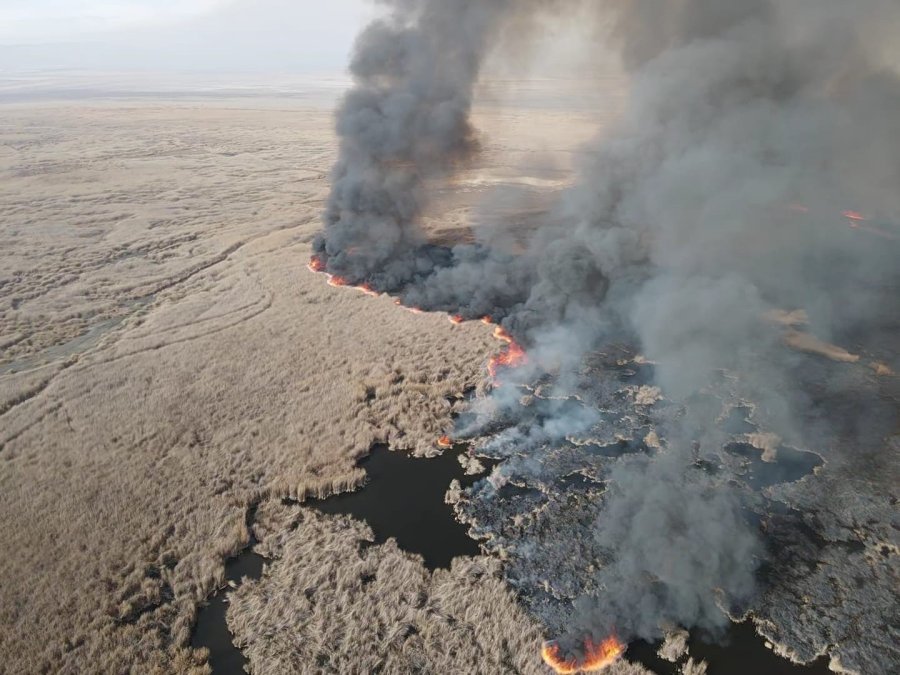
(451, 342, 898, 673)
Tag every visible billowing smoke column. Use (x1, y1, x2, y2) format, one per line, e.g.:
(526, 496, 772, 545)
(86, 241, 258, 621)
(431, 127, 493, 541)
(317, 0, 900, 658)
(314, 0, 528, 287)
(568, 454, 761, 646)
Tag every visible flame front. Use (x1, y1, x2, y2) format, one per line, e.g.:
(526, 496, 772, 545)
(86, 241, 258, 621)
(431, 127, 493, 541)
(542, 637, 626, 674)
(394, 299, 425, 314)
(308, 256, 380, 296)
(354, 282, 380, 297)
(488, 325, 527, 379)
(786, 205, 899, 240)
(327, 275, 348, 287)
(492, 325, 514, 344)
(437, 435, 453, 448)
(307, 255, 327, 273)
(840, 210, 899, 240)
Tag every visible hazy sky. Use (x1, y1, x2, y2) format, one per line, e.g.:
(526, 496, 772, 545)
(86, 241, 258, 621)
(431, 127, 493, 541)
(0, 0, 374, 72)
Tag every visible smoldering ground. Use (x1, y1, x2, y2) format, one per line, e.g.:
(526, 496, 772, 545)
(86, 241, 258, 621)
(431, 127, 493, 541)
(316, 0, 900, 659)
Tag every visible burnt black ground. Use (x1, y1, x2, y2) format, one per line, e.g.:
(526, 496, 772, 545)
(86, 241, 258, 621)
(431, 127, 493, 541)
(191, 442, 837, 675)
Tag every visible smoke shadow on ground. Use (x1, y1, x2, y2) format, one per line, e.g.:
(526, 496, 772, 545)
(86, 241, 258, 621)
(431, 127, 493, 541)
(628, 621, 832, 675)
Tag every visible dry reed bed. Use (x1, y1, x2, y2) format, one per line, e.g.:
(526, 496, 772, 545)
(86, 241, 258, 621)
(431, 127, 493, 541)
(228, 503, 652, 675)
(0, 102, 514, 672)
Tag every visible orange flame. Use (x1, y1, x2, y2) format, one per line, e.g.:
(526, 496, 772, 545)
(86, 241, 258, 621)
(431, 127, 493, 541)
(841, 211, 899, 240)
(786, 205, 898, 240)
(487, 324, 527, 379)
(307, 256, 327, 273)
(325, 275, 380, 296)
(437, 435, 453, 448)
(541, 637, 626, 674)
(308, 256, 380, 296)
(488, 325, 527, 379)
(355, 282, 380, 297)
(493, 325, 514, 344)
(327, 275, 348, 288)
(448, 314, 465, 325)
(393, 299, 424, 314)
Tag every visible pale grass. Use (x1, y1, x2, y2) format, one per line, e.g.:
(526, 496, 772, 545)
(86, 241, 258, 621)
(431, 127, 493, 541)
(229, 504, 652, 675)
(0, 101, 502, 672)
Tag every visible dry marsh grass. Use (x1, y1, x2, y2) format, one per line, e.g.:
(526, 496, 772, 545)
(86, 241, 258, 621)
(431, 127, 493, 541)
(0, 95, 616, 673)
(229, 504, 651, 675)
(0, 101, 501, 672)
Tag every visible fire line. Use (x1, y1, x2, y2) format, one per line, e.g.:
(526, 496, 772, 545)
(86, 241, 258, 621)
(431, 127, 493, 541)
(307, 258, 530, 378)
(541, 636, 626, 674)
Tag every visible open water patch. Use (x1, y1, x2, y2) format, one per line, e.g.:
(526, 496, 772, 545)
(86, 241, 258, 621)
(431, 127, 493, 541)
(305, 443, 486, 571)
(191, 444, 488, 673)
(191, 506, 266, 674)
(725, 442, 823, 489)
(628, 621, 832, 675)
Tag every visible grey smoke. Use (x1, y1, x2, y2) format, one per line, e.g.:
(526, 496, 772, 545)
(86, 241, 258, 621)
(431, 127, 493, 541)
(317, 0, 900, 650)
(315, 0, 542, 286)
(570, 452, 761, 645)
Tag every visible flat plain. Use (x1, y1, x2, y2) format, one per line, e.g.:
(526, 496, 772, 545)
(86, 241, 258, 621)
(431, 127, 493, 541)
(0, 89, 613, 672)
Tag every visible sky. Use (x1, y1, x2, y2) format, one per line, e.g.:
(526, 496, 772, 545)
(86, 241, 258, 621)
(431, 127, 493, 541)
(0, 0, 374, 73)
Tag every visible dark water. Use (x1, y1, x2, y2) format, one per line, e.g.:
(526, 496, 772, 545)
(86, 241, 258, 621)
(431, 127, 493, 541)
(305, 444, 484, 570)
(628, 621, 832, 675)
(725, 442, 823, 489)
(191, 444, 484, 673)
(191, 444, 831, 675)
(190, 545, 265, 673)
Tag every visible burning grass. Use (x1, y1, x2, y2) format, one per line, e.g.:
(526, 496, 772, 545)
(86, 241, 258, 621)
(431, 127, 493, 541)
(542, 637, 627, 674)
(308, 256, 382, 297)
(488, 325, 528, 380)
(308, 264, 531, 385)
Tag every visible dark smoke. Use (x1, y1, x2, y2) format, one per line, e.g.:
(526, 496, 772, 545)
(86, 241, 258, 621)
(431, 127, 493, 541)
(317, 0, 900, 650)
(568, 453, 760, 645)
(315, 0, 552, 289)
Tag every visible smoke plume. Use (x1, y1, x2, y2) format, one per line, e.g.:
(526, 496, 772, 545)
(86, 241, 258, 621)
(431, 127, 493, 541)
(571, 452, 761, 643)
(315, 0, 553, 288)
(317, 0, 900, 651)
